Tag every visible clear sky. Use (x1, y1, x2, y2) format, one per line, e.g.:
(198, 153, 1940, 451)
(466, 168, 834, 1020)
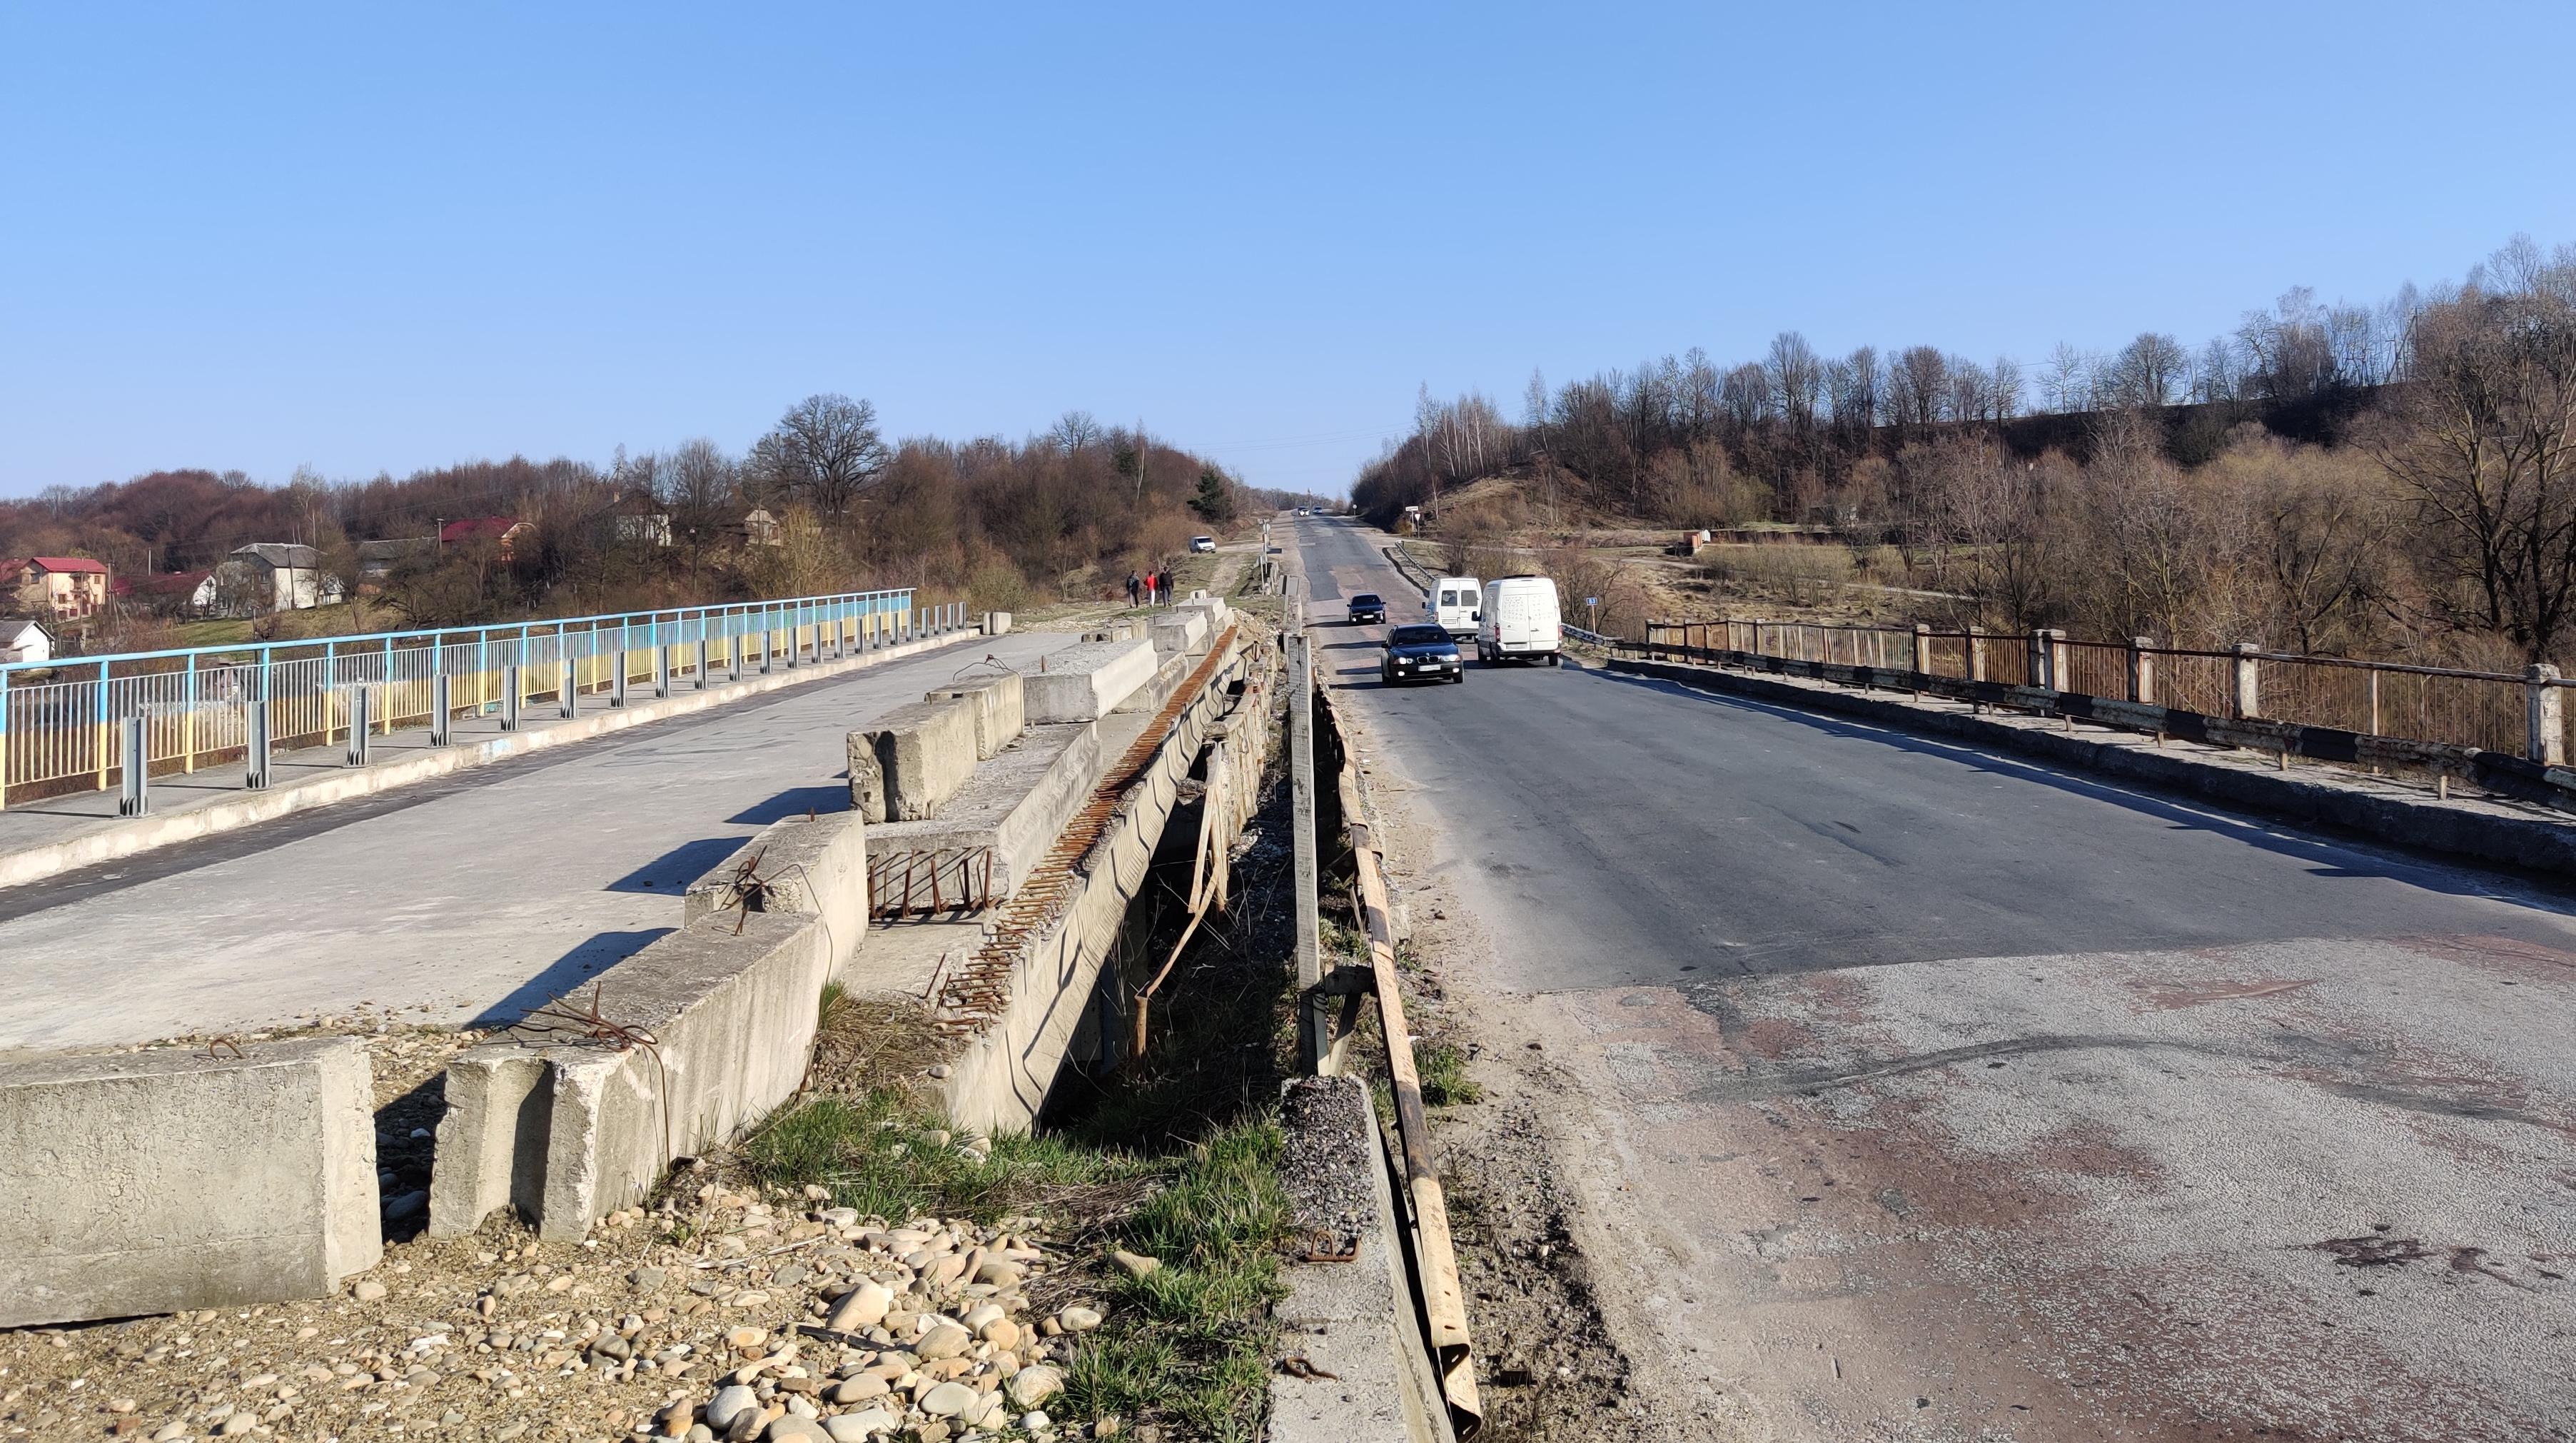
(5, 1, 2572, 499)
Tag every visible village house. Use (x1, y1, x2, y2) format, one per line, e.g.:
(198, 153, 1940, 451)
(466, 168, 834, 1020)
(217, 543, 343, 614)
(0, 617, 54, 664)
(440, 516, 533, 559)
(0, 557, 112, 620)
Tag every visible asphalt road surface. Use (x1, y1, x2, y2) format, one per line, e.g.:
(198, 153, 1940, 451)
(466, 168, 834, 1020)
(1297, 516, 2576, 1442)
(0, 629, 1076, 1052)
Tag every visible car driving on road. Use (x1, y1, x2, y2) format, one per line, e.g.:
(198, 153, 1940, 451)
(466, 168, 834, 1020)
(1347, 592, 1386, 624)
(1380, 623, 1463, 685)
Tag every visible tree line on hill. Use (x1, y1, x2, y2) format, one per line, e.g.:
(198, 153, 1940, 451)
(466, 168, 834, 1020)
(0, 397, 1252, 648)
(1359, 236, 2576, 666)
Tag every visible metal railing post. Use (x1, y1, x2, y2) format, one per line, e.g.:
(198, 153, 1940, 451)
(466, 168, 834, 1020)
(1966, 626, 1988, 684)
(2129, 638, 2154, 705)
(345, 686, 370, 766)
(2047, 629, 2071, 694)
(430, 673, 453, 746)
(2231, 643, 2261, 720)
(1910, 623, 1929, 696)
(244, 693, 271, 790)
(2028, 628, 2052, 691)
(2526, 664, 2563, 765)
(118, 717, 148, 816)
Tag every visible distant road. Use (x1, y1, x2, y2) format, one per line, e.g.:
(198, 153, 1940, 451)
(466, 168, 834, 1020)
(0, 630, 1074, 1052)
(1298, 516, 2576, 1442)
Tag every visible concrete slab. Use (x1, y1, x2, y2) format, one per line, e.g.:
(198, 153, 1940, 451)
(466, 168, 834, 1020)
(848, 697, 979, 823)
(870, 722, 1103, 904)
(924, 671, 1026, 760)
(683, 812, 869, 978)
(0, 1037, 380, 1326)
(430, 910, 832, 1242)
(1150, 608, 1208, 657)
(845, 917, 989, 999)
(1021, 638, 1157, 723)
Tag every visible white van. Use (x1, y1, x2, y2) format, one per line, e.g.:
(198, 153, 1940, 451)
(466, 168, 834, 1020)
(1478, 575, 1563, 665)
(1428, 575, 1481, 638)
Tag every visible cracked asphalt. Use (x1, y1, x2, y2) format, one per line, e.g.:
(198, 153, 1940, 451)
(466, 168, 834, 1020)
(1297, 516, 2576, 1442)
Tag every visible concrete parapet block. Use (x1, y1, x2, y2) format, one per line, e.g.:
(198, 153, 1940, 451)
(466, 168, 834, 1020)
(1181, 595, 1231, 631)
(981, 611, 1012, 635)
(1150, 608, 1209, 658)
(848, 697, 980, 822)
(0, 1037, 380, 1326)
(430, 911, 833, 1242)
(925, 671, 1027, 760)
(683, 813, 869, 977)
(1119, 650, 1194, 716)
(872, 722, 1103, 903)
(1021, 638, 1157, 723)
(1081, 623, 1137, 643)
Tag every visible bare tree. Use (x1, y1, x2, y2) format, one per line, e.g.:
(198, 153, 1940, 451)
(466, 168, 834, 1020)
(749, 394, 891, 516)
(2110, 333, 2189, 406)
(2373, 245, 2576, 656)
(1765, 331, 1824, 435)
(1047, 411, 1103, 456)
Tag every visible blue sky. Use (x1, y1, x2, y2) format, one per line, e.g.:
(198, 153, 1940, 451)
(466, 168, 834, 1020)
(5, 1, 2572, 498)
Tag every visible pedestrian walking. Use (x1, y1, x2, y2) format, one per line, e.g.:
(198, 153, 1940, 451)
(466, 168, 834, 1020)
(1126, 572, 1141, 607)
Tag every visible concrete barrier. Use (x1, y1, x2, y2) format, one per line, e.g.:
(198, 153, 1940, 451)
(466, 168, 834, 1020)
(848, 697, 980, 821)
(1022, 638, 1158, 723)
(925, 672, 1026, 760)
(683, 812, 869, 977)
(872, 722, 1103, 903)
(931, 631, 1251, 1132)
(430, 910, 832, 1242)
(1150, 608, 1209, 658)
(1, 1037, 380, 1326)
(981, 612, 1012, 635)
(1082, 623, 1137, 643)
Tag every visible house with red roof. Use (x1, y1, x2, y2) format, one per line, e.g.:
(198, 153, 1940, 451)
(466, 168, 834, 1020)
(438, 517, 532, 560)
(0, 557, 112, 620)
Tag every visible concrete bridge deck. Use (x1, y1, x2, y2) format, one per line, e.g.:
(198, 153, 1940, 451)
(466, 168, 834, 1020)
(0, 628, 1076, 1054)
(1295, 516, 2576, 1442)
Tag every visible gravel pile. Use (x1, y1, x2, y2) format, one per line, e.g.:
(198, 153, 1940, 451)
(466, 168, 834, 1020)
(1, 1182, 1119, 1443)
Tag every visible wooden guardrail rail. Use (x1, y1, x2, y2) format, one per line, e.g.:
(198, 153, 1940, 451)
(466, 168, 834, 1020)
(1318, 684, 1483, 1437)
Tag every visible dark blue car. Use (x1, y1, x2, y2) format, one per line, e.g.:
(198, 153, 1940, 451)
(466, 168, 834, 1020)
(1380, 623, 1463, 685)
(1347, 592, 1386, 624)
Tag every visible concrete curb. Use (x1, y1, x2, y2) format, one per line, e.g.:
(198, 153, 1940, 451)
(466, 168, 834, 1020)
(1271, 1075, 1455, 1443)
(0, 630, 976, 893)
(1609, 656, 2576, 879)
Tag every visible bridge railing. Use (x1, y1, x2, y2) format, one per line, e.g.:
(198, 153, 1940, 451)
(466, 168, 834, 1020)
(1634, 618, 2576, 787)
(0, 591, 972, 808)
